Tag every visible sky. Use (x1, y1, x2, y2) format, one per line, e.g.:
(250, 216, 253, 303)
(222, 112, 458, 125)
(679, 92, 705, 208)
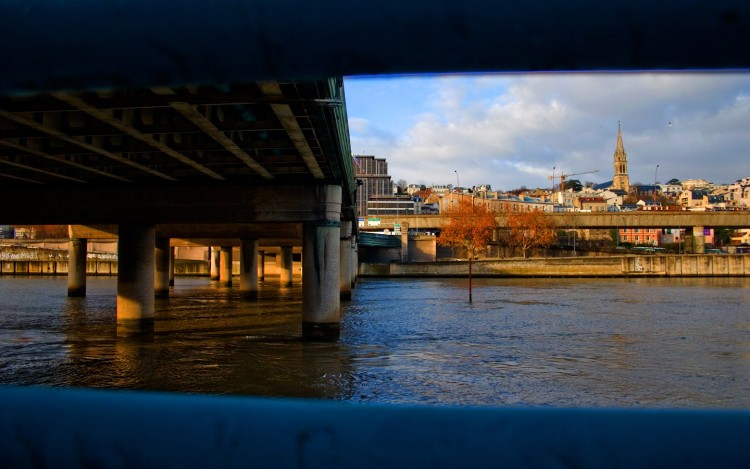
(343, 73, 750, 192)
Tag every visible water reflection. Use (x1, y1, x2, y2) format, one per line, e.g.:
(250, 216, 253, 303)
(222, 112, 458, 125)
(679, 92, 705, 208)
(1, 276, 749, 408)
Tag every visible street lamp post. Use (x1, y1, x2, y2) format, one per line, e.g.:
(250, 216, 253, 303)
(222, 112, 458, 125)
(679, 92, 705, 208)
(654, 164, 660, 203)
(454, 170, 459, 192)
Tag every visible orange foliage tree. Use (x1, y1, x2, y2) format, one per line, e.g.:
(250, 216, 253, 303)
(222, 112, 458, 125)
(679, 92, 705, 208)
(504, 209, 557, 258)
(437, 197, 497, 302)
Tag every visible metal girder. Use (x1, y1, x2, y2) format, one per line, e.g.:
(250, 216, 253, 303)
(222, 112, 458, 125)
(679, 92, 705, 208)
(258, 82, 325, 179)
(51, 93, 225, 180)
(0, 109, 177, 181)
(166, 101, 274, 180)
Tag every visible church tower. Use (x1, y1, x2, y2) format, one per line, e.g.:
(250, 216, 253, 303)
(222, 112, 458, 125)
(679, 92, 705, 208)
(612, 122, 630, 192)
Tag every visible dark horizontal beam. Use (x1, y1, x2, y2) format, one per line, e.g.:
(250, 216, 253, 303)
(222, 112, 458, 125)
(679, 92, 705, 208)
(2, 1, 749, 95)
(1, 184, 343, 225)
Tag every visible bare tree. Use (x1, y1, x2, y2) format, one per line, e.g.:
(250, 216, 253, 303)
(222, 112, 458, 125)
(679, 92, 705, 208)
(396, 179, 408, 194)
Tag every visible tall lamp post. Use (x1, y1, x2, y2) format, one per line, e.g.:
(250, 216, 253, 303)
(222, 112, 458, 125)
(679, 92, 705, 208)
(654, 164, 660, 203)
(454, 170, 460, 191)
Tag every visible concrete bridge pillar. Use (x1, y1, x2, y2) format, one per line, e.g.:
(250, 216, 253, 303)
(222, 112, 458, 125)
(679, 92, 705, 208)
(169, 246, 175, 287)
(239, 239, 259, 299)
(67, 237, 87, 297)
(258, 250, 265, 281)
(692, 226, 706, 254)
(303, 220, 341, 341)
(154, 238, 170, 298)
(117, 224, 155, 336)
(280, 246, 293, 286)
(401, 223, 410, 262)
(340, 221, 353, 300)
(210, 246, 220, 280)
(351, 237, 358, 288)
(219, 246, 233, 287)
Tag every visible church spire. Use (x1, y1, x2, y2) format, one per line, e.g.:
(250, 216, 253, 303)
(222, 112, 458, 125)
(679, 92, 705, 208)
(612, 122, 630, 192)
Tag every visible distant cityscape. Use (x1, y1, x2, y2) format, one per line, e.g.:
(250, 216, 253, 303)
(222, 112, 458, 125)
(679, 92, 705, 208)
(354, 125, 750, 250)
(3, 125, 749, 250)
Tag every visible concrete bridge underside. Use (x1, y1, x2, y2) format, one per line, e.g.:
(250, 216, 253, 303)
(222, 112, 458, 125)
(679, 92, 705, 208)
(1, 81, 357, 340)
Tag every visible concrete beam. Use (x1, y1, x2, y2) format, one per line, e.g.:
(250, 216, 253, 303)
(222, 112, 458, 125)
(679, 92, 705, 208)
(4, 185, 342, 225)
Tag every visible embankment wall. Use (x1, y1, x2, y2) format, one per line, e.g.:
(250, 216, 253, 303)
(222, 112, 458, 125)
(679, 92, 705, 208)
(359, 255, 750, 277)
(0, 260, 209, 276)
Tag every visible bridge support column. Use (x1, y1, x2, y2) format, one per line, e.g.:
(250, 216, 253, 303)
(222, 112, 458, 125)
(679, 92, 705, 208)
(692, 226, 706, 254)
(220, 246, 233, 287)
(351, 238, 358, 287)
(67, 237, 87, 297)
(239, 239, 259, 299)
(117, 224, 155, 336)
(169, 247, 175, 286)
(280, 246, 293, 287)
(303, 220, 341, 341)
(258, 250, 265, 281)
(210, 247, 220, 280)
(400, 223, 410, 262)
(154, 238, 170, 298)
(340, 221, 353, 300)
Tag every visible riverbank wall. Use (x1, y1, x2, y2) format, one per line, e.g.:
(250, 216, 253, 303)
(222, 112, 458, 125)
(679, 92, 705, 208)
(359, 254, 750, 277)
(0, 260, 209, 276)
(4, 254, 749, 278)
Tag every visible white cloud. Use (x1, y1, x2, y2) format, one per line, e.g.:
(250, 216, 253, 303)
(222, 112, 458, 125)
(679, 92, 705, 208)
(345, 73, 750, 190)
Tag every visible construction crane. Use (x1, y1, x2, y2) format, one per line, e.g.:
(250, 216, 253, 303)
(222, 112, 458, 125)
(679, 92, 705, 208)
(549, 169, 599, 192)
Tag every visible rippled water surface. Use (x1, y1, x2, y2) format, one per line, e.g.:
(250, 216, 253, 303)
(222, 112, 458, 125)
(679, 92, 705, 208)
(1, 276, 748, 408)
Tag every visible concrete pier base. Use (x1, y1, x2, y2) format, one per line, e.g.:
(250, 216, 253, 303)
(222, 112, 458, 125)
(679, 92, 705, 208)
(67, 237, 87, 297)
(302, 220, 341, 341)
(117, 225, 155, 336)
(280, 246, 293, 287)
(220, 246, 233, 287)
(210, 246, 220, 280)
(154, 238, 170, 298)
(239, 239, 259, 299)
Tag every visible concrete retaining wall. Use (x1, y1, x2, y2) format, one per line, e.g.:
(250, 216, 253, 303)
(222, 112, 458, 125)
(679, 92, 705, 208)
(359, 255, 750, 277)
(0, 260, 209, 276)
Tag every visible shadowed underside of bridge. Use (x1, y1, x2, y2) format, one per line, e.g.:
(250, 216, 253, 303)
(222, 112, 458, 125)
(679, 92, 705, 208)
(0, 80, 355, 227)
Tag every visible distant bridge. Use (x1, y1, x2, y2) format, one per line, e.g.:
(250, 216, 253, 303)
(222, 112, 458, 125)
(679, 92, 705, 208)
(360, 212, 750, 254)
(361, 212, 750, 230)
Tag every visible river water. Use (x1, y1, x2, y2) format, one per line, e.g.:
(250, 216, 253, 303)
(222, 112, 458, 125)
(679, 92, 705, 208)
(0, 276, 748, 408)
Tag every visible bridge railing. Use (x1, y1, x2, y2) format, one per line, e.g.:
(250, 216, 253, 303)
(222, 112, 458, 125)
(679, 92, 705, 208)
(1, 386, 748, 468)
